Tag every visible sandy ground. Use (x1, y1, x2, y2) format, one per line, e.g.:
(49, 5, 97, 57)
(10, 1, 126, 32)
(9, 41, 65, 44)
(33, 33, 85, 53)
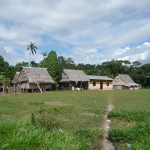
(101, 104, 115, 150)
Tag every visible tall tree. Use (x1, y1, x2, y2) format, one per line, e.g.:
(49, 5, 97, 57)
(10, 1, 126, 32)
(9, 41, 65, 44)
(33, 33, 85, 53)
(15, 61, 29, 71)
(41, 51, 59, 88)
(27, 42, 37, 67)
(0, 56, 9, 72)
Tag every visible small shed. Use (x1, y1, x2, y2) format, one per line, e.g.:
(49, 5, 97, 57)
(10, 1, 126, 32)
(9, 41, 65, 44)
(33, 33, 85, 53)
(60, 69, 89, 90)
(87, 75, 113, 90)
(12, 67, 55, 92)
(113, 74, 140, 90)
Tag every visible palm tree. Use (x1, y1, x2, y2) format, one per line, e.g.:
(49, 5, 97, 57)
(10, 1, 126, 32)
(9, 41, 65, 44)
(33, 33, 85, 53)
(27, 42, 37, 67)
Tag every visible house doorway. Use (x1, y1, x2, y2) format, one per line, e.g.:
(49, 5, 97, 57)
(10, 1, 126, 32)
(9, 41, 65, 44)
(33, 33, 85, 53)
(100, 81, 103, 90)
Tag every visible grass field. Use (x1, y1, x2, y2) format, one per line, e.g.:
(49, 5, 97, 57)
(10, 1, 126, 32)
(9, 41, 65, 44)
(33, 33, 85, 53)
(0, 90, 150, 149)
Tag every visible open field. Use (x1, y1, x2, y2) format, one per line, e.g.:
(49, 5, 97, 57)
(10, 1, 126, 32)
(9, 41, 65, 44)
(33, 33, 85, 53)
(0, 90, 150, 149)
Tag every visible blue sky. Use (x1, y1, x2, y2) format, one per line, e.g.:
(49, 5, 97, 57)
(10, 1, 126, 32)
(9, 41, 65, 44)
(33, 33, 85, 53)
(0, 0, 150, 65)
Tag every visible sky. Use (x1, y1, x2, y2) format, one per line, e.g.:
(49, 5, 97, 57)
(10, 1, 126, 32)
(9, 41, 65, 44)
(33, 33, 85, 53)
(0, 0, 150, 65)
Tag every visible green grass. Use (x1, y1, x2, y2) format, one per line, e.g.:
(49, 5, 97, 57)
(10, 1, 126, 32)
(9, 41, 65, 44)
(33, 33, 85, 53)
(0, 89, 150, 149)
(0, 121, 91, 150)
(0, 91, 107, 149)
(108, 89, 150, 150)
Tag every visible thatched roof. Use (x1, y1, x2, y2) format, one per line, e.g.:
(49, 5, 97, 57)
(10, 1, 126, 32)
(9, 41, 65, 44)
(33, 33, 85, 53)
(12, 72, 20, 83)
(118, 74, 134, 84)
(60, 69, 89, 82)
(13, 67, 54, 84)
(87, 75, 113, 81)
(113, 74, 139, 86)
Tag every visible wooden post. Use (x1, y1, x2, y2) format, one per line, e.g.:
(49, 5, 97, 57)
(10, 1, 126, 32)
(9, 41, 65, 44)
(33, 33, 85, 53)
(36, 82, 42, 93)
(14, 83, 16, 94)
(3, 80, 4, 94)
(80, 81, 83, 90)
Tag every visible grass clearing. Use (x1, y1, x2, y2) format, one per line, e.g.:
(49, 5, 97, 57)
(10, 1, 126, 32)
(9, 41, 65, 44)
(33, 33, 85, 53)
(0, 89, 150, 149)
(0, 91, 107, 149)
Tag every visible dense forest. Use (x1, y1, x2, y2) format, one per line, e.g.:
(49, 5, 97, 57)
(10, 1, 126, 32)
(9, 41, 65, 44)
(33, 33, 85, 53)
(0, 50, 150, 88)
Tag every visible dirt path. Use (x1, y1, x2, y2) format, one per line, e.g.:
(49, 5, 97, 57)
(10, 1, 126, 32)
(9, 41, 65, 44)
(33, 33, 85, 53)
(101, 104, 115, 150)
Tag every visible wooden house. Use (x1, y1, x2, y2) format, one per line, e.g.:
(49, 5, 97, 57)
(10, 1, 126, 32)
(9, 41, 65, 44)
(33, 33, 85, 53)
(87, 75, 113, 90)
(60, 69, 89, 90)
(12, 67, 55, 92)
(113, 74, 140, 90)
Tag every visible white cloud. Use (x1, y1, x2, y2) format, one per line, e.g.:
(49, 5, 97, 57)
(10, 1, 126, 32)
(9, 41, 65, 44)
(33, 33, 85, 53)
(143, 42, 150, 47)
(114, 42, 150, 63)
(0, 0, 150, 64)
(114, 47, 130, 56)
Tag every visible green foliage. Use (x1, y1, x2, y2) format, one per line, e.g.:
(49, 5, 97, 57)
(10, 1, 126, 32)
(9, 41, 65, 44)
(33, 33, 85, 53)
(1, 49, 150, 87)
(15, 61, 29, 71)
(41, 51, 59, 88)
(58, 56, 76, 74)
(4, 66, 16, 79)
(0, 74, 5, 80)
(0, 56, 9, 72)
(31, 109, 59, 130)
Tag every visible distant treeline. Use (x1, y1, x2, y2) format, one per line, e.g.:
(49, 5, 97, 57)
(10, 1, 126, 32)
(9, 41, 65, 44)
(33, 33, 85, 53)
(0, 50, 150, 88)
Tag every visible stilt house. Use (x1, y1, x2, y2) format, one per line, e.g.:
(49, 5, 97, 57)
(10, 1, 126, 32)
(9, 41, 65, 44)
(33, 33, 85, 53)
(87, 75, 113, 90)
(12, 67, 55, 92)
(113, 74, 140, 89)
(60, 69, 89, 90)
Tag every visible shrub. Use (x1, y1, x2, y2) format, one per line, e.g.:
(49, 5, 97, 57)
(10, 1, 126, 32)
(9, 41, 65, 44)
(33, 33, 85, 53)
(31, 109, 59, 130)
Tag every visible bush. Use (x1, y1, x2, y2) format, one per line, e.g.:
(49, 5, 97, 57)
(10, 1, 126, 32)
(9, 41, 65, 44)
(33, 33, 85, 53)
(31, 109, 59, 130)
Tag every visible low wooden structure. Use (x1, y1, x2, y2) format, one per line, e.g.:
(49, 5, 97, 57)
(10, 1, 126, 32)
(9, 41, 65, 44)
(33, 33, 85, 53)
(60, 69, 89, 90)
(12, 67, 55, 93)
(87, 75, 113, 90)
(113, 74, 140, 90)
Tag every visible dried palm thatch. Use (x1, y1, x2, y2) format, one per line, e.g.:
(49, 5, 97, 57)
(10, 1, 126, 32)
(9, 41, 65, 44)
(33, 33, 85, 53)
(60, 69, 89, 82)
(17, 67, 55, 84)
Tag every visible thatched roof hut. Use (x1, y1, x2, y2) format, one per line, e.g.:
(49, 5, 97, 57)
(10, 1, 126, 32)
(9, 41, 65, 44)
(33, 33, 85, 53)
(18, 67, 54, 84)
(60, 69, 89, 82)
(60, 69, 89, 90)
(113, 74, 140, 89)
(12, 67, 54, 92)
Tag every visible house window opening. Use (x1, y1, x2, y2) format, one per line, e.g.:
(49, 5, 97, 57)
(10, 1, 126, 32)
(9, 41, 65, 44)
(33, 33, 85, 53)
(107, 81, 109, 86)
(93, 81, 96, 86)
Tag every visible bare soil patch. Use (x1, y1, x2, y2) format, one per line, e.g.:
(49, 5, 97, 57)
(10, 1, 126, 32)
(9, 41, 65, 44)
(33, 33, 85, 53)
(83, 112, 98, 116)
(101, 104, 115, 150)
(44, 101, 70, 106)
